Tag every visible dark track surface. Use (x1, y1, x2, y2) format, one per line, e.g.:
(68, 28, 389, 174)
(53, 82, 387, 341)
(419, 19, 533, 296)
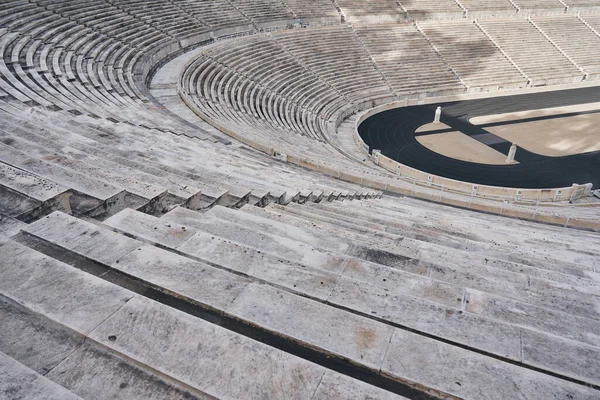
(358, 86, 600, 189)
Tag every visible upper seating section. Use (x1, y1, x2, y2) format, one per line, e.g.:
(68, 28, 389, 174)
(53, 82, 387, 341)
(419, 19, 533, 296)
(169, 0, 251, 29)
(419, 20, 527, 89)
(272, 25, 392, 102)
(2, 0, 600, 215)
(227, 0, 296, 24)
(580, 14, 600, 37)
(188, 34, 344, 131)
(533, 16, 600, 76)
(281, 0, 341, 21)
(354, 23, 464, 95)
(562, 0, 600, 11)
(398, 0, 464, 19)
(334, 0, 405, 23)
(479, 18, 584, 85)
(511, 0, 567, 15)
(458, 0, 518, 17)
(106, 0, 208, 40)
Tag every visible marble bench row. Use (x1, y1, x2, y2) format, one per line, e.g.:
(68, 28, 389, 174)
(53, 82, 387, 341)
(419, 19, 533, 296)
(1, 236, 400, 400)
(10, 208, 599, 398)
(0, 99, 381, 220)
(334, 0, 599, 23)
(353, 24, 466, 96)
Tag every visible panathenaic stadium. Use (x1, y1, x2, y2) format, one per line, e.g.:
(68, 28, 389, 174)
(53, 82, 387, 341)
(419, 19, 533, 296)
(2, 0, 600, 399)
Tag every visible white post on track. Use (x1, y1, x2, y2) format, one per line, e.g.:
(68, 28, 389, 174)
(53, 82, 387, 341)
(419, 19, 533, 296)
(506, 143, 517, 163)
(434, 106, 442, 123)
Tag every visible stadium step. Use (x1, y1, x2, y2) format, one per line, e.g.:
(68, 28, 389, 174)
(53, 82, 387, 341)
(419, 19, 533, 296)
(0, 161, 71, 222)
(0, 351, 81, 400)
(305, 200, 600, 279)
(87, 209, 600, 381)
(241, 204, 600, 320)
(1, 234, 408, 399)
(15, 212, 600, 398)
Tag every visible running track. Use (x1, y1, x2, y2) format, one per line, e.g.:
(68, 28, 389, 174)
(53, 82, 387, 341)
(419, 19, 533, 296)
(358, 86, 600, 189)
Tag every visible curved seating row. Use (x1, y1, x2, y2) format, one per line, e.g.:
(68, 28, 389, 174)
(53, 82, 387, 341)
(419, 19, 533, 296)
(181, 15, 599, 167)
(478, 18, 583, 85)
(418, 20, 527, 89)
(1, 2, 600, 398)
(532, 16, 600, 77)
(2, 0, 600, 214)
(272, 25, 392, 103)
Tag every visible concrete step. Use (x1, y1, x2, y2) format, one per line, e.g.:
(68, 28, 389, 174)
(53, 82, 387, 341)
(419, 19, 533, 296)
(84, 209, 600, 384)
(0, 351, 81, 400)
(14, 218, 600, 398)
(0, 161, 71, 222)
(19, 213, 407, 390)
(308, 201, 600, 290)
(0, 213, 26, 237)
(171, 206, 464, 306)
(102, 208, 339, 301)
(0, 237, 406, 400)
(244, 204, 600, 320)
(1, 293, 201, 400)
(333, 199, 600, 272)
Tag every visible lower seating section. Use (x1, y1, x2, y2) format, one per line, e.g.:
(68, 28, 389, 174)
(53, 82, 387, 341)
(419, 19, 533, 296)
(418, 20, 527, 89)
(3, 193, 599, 399)
(479, 18, 584, 85)
(0, 234, 400, 400)
(354, 23, 465, 95)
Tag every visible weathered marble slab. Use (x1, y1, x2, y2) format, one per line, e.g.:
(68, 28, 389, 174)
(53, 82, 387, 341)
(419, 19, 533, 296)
(113, 243, 251, 311)
(0, 295, 84, 375)
(329, 277, 522, 360)
(383, 329, 599, 400)
(104, 208, 196, 248)
(312, 371, 406, 400)
(164, 206, 346, 273)
(465, 288, 600, 347)
(24, 211, 140, 265)
(46, 342, 201, 400)
(89, 296, 326, 400)
(0, 161, 68, 201)
(227, 282, 395, 370)
(177, 232, 338, 300)
(0, 351, 82, 400)
(521, 329, 600, 387)
(0, 214, 26, 237)
(0, 238, 134, 335)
